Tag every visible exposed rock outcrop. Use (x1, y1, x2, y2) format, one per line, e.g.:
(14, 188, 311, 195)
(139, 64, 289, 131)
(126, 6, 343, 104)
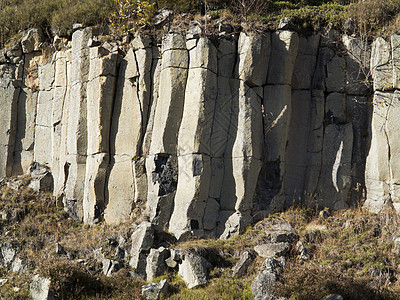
(1, 25, 394, 240)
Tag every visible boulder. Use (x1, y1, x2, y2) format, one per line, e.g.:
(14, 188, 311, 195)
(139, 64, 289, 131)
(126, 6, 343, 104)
(251, 257, 284, 300)
(254, 242, 290, 258)
(232, 251, 254, 277)
(29, 275, 56, 300)
(129, 222, 154, 274)
(178, 252, 209, 289)
(142, 279, 169, 300)
(102, 259, 120, 276)
(146, 247, 170, 280)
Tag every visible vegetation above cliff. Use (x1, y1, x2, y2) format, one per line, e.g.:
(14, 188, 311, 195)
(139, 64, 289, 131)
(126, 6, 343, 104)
(1, 0, 400, 48)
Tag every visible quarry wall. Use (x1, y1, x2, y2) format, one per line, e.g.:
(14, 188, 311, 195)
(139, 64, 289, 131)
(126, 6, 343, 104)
(0, 27, 389, 239)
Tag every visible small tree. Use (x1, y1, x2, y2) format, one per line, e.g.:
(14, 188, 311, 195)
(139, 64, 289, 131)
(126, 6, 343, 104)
(110, 0, 155, 34)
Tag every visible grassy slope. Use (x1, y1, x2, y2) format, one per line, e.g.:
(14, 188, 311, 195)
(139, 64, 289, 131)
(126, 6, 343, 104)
(2, 181, 400, 299)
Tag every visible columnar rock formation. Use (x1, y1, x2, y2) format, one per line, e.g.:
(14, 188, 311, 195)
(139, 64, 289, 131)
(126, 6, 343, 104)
(0, 27, 379, 239)
(364, 35, 400, 214)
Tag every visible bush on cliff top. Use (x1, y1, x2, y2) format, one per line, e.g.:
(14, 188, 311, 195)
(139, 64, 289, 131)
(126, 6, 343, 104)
(1, 1, 400, 49)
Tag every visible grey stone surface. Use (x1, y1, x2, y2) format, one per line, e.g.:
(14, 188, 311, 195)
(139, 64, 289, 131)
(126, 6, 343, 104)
(0, 78, 19, 177)
(178, 252, 209, 289)
(29, 275, 55, 300)
(236, 32, 270, 86)
(267, 31, 299, 85)
(254, 242, 290, 258)
(21, 28, 44, 54)
(142, 279, 168, 300)
(146, 247, 170, 280)
(232, 251, 254, 277)
(371, 37, 393, 91)
(251, 257, 283, 300)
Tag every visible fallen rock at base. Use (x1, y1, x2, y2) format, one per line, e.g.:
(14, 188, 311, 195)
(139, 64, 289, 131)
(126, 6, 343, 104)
(1, 242, 16, 269)
(232, 251, 254, 277)
(129, 221, 154, 271)
(28, 162, 53, 192)
(295, 241, 310, 261)
(142, 279, 169, 300)
(146, 247, 170, 280)
(165, 248, 183, 269)
(29, 275, 56, 300)
(178, 252, 209, 289)
(102, 259, 120, 276)
(251, 257, 284, 300)
(254, 242, 290, 258)
(254, 219, 298, 243)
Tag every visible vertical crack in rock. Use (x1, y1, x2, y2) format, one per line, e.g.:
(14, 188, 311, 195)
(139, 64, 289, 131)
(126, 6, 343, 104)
(145, 33, 188, 232)
(169, 37, 216, 239)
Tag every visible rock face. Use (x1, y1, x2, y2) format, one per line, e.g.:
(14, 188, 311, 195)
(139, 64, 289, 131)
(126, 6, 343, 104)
(1, 26, 395, 238)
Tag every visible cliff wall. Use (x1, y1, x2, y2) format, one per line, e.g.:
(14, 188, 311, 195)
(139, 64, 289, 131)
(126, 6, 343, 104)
(0, 27, 376, 239)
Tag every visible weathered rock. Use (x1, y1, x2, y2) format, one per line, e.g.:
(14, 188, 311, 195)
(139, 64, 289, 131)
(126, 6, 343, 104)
(0, 78, 19, 177)
(325, 55, 346, 92)
(145, 154, 177, 230)
(102, 259, 120, 276)
(267, 31, 299, 85)
(281, 90, 312, 205)
(29, 275, 55, 300)
(28, 163, 53, 192)
(169, 154, 211, 239)
(218, 38, 237, 77)
(251, 257, 284, 300)
(142, 279, 168, 300)
(315, 123, 353, 210)
(129, 222, 154, 274)
(21, 28, 44, 53)
(236, 32, 270, 86)
(178, 252, 209, 289)
(177, 68, 217, 156)
(150, 36, 188, 155)
(55, 243, 67, 255)
(295, 240, 310, 261)
(342, 35, 370, 95)
(11, 257, 26, 273)
(392, 35, 400, 90)
(146, 247, 170, 280)
(232, 251, 254, 277)
(153, 9, 173, 28)
(1, 242, 16, 269)
(371, 37, 393, 91)
(254, 242, 290, 258)
(292, 35, 319, 89)
(365, 91, 400, 213)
